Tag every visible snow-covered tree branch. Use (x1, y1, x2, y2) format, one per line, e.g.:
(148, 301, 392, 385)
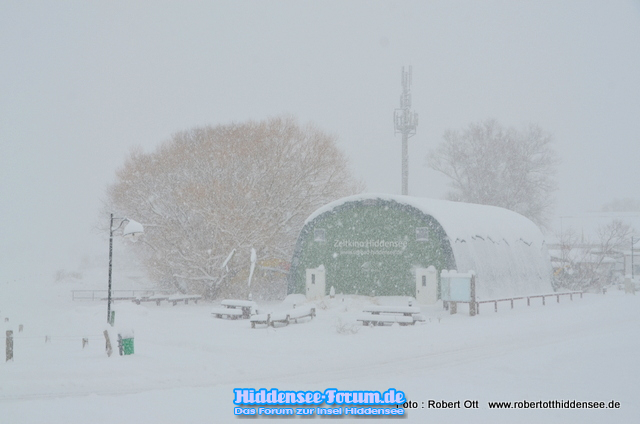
(427, 119, 559, 228)
(105, 116, 364, 298)
(554, 220, 635, 291)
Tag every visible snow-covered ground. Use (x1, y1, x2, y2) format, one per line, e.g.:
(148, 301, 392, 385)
(1, 277, 638, 424)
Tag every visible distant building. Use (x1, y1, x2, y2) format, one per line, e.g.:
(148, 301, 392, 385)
(288, 194, 553, 300)
(548, 245, 618, 289)
(623, 241, 640, 278)
(549, 213, 640, 288)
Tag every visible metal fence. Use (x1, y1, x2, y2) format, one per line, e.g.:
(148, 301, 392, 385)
(445, 291, 584, 315)
(71, 289, 174, 301)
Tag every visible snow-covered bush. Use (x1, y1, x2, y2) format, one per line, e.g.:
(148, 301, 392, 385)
(335, 318, 360, 335)
(105, 116, 363, 299)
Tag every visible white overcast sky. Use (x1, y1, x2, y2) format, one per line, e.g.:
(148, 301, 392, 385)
(1, 1, 640, 281)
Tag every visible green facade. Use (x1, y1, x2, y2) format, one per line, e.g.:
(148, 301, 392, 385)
(288, 198, 456, 297)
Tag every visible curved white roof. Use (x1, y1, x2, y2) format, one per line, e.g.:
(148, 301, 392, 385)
(306, 193, 553, 298)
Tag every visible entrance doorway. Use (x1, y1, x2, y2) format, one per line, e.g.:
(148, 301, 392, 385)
(415, 266, 437, 304)
(305, 267, 326, 299)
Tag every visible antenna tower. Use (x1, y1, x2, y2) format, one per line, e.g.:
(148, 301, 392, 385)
(394, 66, 418, 195)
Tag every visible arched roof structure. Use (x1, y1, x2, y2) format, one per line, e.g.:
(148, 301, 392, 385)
(290, 194, 553, 299)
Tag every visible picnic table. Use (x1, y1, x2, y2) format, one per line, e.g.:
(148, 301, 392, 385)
(211, 299, 258, 319)
(358, 305, 425, 326)
(210, 308, 244, 319)
(361, 305, 421, 316)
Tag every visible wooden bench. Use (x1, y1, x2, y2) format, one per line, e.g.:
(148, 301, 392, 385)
(211, 307, 244, 319)
(288, 307, 316, 323)
(250, 312, 290, 328)
(132, 295, 169, 305)
(147, 295, 170, 305)
(249, 307, 316, 328)
(168, 295, 202, 306)
(101, 295, 138, 302)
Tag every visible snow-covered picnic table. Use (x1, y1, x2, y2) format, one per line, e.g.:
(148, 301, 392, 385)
(360, 305, 421, 316)
(210, 307, 244, 319)
(221, 299, 257, 308)
(211, 299, 258, 319)
(358, 305, 425, 326)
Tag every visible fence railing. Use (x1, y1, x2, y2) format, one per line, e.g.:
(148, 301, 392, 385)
(445, 291, 584, 315)
(476, 291, 583, 313)
(71, 289, 174, 301)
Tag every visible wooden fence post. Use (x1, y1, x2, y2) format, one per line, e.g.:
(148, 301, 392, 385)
(469, 275, 477, 316)
(6, 330, 13, 362)
(103, 330, 113, 357)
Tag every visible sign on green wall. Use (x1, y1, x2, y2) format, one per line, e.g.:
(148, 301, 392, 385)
(288, 199, 456, 297)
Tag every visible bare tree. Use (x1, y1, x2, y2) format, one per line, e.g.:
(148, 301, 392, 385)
(597, 220, 635, 259)
(105, 116, 363, 299)
(427, 119, 559, 228)
(601, 198, 640, 213)
(554, 220, 634, 291)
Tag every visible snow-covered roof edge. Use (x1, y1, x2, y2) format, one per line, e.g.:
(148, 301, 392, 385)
(305, 193, 546, 246)
(304, 193, 553, 298)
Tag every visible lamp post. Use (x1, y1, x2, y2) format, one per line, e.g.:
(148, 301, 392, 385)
(107, 213, 144, 324)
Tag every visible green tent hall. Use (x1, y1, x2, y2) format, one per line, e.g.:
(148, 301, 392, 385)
(287, 194, 553, 302)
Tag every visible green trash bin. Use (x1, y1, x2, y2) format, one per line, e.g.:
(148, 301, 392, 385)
(118, 332, 134, 355)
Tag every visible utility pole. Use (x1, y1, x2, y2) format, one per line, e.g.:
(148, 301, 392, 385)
(394, 66, 418, 195)
(107, 213, 114, 324)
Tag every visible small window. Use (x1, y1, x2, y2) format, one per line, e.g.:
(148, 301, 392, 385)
(416, 227, 429, 242)
(314, 229, 326, 242)
(312, 274, 316, 284)
(422, 275, 426, 287)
